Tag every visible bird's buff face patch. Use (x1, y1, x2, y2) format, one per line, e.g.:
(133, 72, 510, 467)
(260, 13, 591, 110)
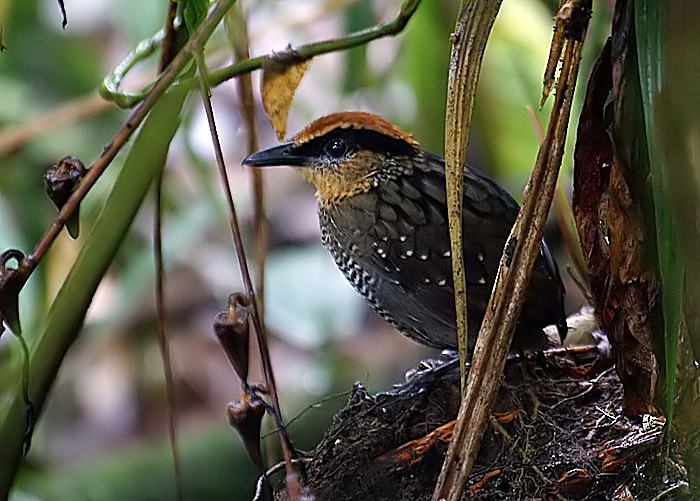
(291, 112, 419, 206)
(296, 149, 386, 206)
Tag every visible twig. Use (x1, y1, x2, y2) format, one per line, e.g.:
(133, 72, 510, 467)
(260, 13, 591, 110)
(252, 458, 312, 501)
(158, 2, 180, 71)
(551, 366, 615, 410)
(433, 2, 592, 499)
(191, 46, 301, 497)
(102, 0, 423, 108)
(649, 481, 689, 500)
(261, 389, 352, 439)
(153, 2, 184, 499)
(226, 4, 267, 317)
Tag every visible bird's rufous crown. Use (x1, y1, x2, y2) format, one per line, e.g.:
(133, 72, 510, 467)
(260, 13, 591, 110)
(292, 111, 419, 148)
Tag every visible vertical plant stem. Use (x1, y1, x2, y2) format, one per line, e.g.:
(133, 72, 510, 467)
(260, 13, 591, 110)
(227, 4, 267, 317)
(153, 3, 183, 499)
(154, 177, 183, 501)
(433, 2, 591, 499)
(192, 49, 300, 498)
(159, 1, 180, 70)
(443, 0, 503, 398)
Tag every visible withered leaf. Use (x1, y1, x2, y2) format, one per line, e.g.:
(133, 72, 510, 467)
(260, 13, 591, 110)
(261, 47, 311, 140)
(573, 39, 613, 320)
(573, 0, 662, 415)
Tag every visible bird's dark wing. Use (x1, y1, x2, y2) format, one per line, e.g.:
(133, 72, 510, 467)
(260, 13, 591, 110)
(377, 158, 521, 343)
(329, 153, 566, 349)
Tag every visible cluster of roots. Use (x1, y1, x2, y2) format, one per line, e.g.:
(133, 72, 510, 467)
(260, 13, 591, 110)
(274, 347, 687, 500)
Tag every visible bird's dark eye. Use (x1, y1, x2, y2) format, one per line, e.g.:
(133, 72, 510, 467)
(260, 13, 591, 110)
(324, 138, 348, 159)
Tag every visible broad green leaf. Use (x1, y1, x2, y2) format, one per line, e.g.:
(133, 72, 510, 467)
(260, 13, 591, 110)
(182, 0, 209, 36)
(635, 0, 683, 421)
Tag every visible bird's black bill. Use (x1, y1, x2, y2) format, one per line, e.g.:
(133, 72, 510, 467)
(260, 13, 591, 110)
(242, 143, 310, 168)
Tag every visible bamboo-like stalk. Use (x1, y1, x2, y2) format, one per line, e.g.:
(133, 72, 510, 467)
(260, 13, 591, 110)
(433, 2, 591, 498)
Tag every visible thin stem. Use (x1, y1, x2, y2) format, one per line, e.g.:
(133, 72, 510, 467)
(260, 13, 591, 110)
(192, 48, 299, 495)
(211, 0, 421, 88)
(153, 182, 182, 500)
(227, 3, 267, 318)
(153, 2, 184, 499)
(159, 2, 180, 71)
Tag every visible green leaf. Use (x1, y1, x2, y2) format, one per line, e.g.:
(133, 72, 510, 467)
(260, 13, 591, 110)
(635, 1, 683, 421)
(182, 0, 209, 36)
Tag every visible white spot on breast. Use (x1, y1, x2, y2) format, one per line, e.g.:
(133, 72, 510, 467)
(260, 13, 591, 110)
(443, 250, 451, 257)
(419, 254, 428, 261)
(437, 279, 447, 286)
(478, 253, 485, 262)
(478, 277, 486, 284)
(399, 235, 407, 242)
(406, 250, 414, 257)
(424, 278, 431, 284)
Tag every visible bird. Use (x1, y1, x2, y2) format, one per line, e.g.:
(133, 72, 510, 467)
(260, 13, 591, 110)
(243, 111, 567, 353)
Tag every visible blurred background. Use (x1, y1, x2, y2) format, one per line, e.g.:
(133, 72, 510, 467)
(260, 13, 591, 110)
(0, 0, 609, 499)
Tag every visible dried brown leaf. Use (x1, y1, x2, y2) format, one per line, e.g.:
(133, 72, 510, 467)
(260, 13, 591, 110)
(579, 0, 663, 414)
(573, 40, 613, 322)
(261, 48, 311, 140)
